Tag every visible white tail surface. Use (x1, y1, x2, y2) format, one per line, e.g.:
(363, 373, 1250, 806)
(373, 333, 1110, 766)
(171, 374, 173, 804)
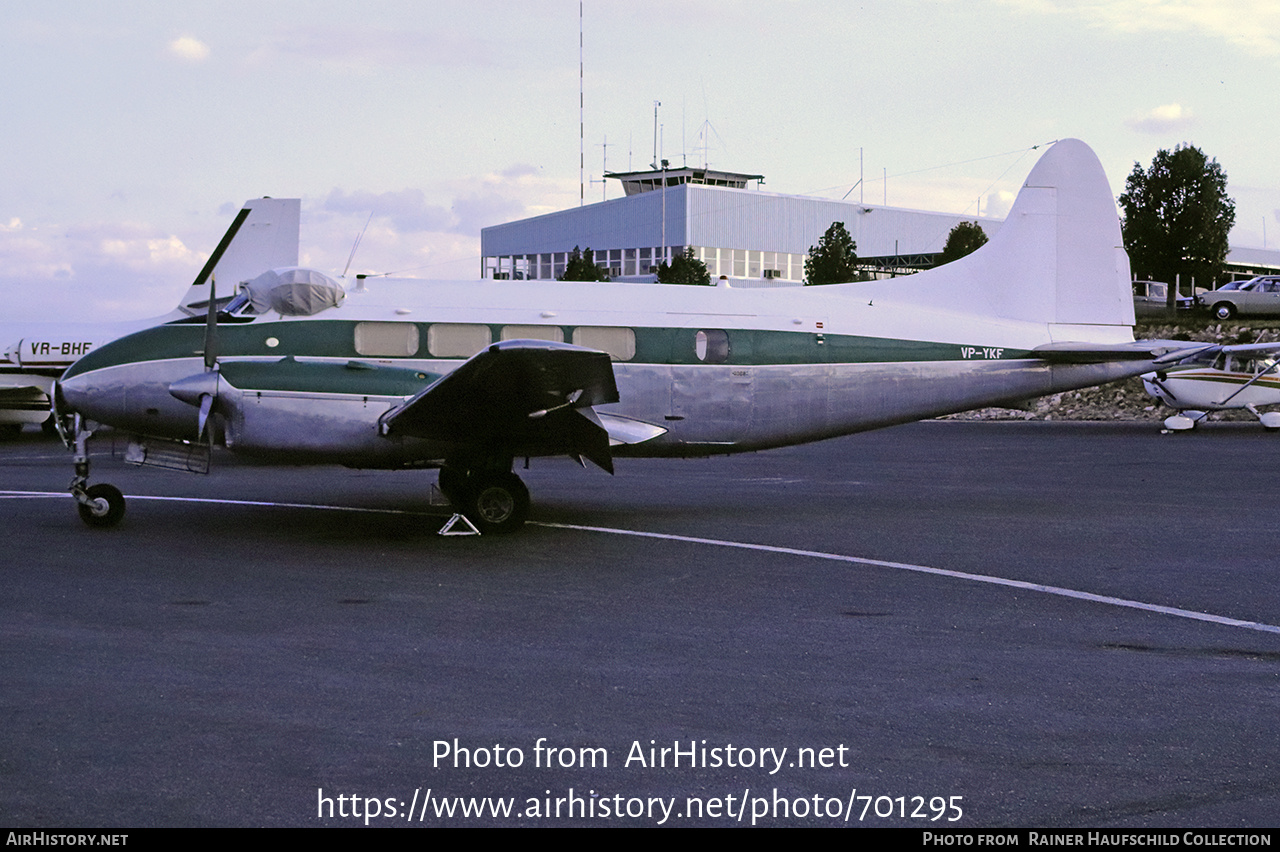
(856, 139, 1134, 342)
(176, 198, 301, 313)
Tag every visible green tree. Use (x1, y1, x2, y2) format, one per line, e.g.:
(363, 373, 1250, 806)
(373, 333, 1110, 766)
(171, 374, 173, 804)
(937, 221, 988, 265)
(1118, 145, 1235, 289)
(559, 246, 609, 281)
(804, 221, 857, 285)
(656, 248, 711, 286)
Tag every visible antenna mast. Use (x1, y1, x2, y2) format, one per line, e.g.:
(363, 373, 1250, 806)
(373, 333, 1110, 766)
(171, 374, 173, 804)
(579, 2, 584, 206)
(652, 101, 661, 169)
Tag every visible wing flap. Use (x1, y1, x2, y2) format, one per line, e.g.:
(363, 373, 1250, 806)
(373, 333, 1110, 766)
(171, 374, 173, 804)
(380, 340, 621, 470)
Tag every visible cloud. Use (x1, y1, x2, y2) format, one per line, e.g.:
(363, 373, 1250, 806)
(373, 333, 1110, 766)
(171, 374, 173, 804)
(0, 231, 73, 282)
(500, 164, 541, 180)
(322, 188, 454, 234)
(0, 220, 211, 321)
(246, 25, 494, 70)
(451, 192, 527, 238)
(995, 0, 1280, 56)
(322, 177, 546, 238)
(168, 35, 211, 62)
(64, 222, 204, 273)
(983, 190, 1017, 219)
(1127, 102, 1196, 134)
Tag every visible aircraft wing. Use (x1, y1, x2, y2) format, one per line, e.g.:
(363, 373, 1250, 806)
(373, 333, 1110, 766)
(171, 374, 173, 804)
(1216, 342, 1280, 355)
(1032, 340, 1216, 365)
(0, 373, 55, 392)
(379, 339, 623, 472)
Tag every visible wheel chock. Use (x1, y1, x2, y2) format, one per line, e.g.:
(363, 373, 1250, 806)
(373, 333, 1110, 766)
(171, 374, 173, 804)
(438, 513, 481, 536)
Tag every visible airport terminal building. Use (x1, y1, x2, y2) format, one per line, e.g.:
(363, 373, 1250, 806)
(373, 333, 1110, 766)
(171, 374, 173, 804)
(480, 166, 1002, 284)
(479, 165, 1279, 286)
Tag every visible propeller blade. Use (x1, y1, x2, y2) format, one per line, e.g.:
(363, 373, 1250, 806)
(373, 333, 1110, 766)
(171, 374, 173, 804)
(1150, 376, 1178, 403)
(169, 371, 222, 441)
(197, 393, 214, 439)
(204, 273, 218, 371)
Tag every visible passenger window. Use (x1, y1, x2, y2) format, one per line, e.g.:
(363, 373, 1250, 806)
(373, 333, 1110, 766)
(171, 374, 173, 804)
(572, 326, 636, 361)
(354, 322, 420, 357)
(427, 323, 492, 358)
(695, 329, 730, 363)
(501, 325, 564, 343)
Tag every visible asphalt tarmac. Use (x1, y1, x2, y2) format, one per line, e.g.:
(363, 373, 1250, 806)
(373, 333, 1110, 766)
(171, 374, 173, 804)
(3, 421, 1279, 828)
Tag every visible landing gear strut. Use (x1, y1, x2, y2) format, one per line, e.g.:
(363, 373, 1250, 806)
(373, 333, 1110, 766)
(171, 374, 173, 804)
(67, 414, 126, 528)
(437, 463, 530, 534)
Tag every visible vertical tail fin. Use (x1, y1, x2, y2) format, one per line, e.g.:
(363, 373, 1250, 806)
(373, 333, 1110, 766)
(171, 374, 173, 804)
(867, 139, 1134, 341)
(177, 198, 301, 315)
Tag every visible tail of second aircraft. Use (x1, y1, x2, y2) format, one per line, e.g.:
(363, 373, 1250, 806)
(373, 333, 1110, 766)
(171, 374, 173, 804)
(856, 138, 1135, 343)
(174, 197, 301, 316)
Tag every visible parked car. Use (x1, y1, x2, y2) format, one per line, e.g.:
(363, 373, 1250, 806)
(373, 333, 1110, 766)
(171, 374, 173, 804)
(1132, 280, 1193, 317)
(1198, 276, 1280, 319)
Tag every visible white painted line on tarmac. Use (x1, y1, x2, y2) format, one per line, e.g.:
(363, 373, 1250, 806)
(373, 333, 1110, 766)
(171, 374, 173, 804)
(535, 521, 1280, 637)
(8, 489, 1278, 636)
(0, 490, 437, 516)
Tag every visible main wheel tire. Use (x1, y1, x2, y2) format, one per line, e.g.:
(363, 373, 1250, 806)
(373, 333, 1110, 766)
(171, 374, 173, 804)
(437, 466, 470, 507)
(77, 483, 126, 528)
(465, 472, 530, 534)
(1212, 302, 1236, 320)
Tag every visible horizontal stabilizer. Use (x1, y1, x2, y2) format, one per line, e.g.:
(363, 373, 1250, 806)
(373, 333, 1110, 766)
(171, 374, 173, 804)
(1033, 341, 1215, 364)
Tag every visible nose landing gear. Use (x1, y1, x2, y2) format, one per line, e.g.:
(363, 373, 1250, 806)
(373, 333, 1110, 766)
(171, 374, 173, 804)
(76, 483, 126, 527)
(67, 414, 126, 528)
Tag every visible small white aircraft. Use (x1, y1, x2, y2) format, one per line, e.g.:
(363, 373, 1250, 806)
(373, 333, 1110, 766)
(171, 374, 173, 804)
(56, 139, 1205, 532)
(1142, 343, 1280, 431)
(0, 198, 300, 436)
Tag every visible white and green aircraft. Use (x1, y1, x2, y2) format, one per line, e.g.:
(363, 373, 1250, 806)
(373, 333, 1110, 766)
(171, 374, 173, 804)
(1142, 342, 1280, 431)
(0, 197, 299, 436)
(57, 139, 1201, 532)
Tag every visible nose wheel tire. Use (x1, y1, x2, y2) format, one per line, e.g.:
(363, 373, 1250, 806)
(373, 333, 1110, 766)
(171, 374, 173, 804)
(77, 483, 126, 528)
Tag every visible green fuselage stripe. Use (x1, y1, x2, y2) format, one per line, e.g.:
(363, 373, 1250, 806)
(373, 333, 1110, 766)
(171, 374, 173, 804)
(63, 319, 1035, 381)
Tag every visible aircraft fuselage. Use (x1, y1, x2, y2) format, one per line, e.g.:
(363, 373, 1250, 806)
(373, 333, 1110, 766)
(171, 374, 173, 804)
(60, 278, 1155, 467)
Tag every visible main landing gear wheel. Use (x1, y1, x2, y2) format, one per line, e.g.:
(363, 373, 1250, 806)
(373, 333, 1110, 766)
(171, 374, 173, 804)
(437, 466, 470, 506)
(77, 483, 126, 528)
(465, 472, 530, 534)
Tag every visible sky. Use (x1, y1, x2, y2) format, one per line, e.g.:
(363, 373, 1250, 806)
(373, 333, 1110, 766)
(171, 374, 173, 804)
(2, 0, 1278, 321)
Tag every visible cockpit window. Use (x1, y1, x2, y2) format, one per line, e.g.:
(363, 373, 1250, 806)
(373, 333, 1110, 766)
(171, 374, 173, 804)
(223, 291, 257, 316)
(1230, 355, 1279, 375)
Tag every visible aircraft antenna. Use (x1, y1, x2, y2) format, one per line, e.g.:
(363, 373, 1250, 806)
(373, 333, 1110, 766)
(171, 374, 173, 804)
(579, 1, 584, 207)
(343, 212, 374, 278)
